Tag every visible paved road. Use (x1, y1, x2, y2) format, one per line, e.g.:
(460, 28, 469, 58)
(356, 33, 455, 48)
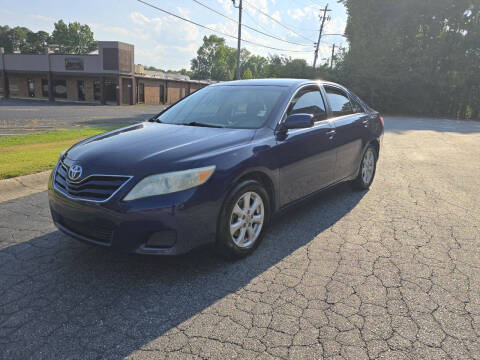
(1, 117, 479, 359)
(0, 98, 164, 135)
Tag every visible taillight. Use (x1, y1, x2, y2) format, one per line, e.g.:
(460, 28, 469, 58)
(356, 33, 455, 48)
(379, 116, 384, 127)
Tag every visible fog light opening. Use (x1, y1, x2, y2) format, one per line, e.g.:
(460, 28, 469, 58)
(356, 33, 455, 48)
(146, 230, 177, 248)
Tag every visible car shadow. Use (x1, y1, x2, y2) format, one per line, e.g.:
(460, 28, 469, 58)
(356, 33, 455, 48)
(0, 183, 365, 358)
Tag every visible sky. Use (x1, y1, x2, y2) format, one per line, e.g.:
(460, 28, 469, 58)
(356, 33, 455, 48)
(0, 0, 348, 71)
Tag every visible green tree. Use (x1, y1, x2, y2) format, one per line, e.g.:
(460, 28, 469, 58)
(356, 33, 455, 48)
(244, 55, 268, 78)
(25, 31, 50, 53)
(50, 20, 96, 54)
(242, 68, 253, 79)
(189, 36, 341, 82)
(0, 26, 32, 53)
(340, 0, 479, 119)
(191, 35, 236, 80)
(0, 26, 13, 53)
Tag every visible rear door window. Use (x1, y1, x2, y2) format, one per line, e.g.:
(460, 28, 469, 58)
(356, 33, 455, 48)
(325, 87, 354, 117)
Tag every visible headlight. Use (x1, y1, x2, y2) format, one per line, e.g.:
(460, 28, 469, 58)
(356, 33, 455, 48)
(123, 166, 216, 201)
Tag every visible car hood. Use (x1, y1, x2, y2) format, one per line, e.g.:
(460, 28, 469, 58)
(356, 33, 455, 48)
(65, 122, 255, 175)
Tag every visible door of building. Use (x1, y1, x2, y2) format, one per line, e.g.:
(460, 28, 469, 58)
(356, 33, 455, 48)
(104, 79, 116, 103)
(159, 85, 165, 104)
(138, 83, 145, 103)
(41, 79, 49, 97)
(77, 80, 85, 101)
(122, 78, 133, 105)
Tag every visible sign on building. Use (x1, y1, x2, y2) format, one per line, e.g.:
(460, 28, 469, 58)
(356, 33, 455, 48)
(65, 58, 84, 71)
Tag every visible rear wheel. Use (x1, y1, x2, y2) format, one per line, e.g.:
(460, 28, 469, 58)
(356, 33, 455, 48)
(351, 145, 377, 190)
(216, 180, 270, 258)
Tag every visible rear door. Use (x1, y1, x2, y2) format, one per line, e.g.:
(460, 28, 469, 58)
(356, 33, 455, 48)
(323, 85, 364, 182)
(276, 85, 337, 205)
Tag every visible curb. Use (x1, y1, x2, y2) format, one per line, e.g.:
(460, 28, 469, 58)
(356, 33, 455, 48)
(0, 171, 51, 203)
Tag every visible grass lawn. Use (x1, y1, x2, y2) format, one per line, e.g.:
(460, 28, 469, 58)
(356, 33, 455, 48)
(0, 127, 121, 179)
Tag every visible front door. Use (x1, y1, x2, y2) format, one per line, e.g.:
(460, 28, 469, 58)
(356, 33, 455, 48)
(276, 86, 337, 206)
(122, 78, 132, 105)
(159, 85, 165, 104)
(324, 85, 364, 181)
(77, 80, 85, 101)
(137, 83, 145, 103)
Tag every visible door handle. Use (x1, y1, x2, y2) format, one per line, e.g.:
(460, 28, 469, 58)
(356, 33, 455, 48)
(361, 119, 369, 128)
(326, 130, 336, 139)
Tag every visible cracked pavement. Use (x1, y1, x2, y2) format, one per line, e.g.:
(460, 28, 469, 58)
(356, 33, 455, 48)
(1, 116, 479, 359)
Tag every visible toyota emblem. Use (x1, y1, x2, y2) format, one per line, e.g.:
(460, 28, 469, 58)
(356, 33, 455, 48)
(68, 165, 83, 181)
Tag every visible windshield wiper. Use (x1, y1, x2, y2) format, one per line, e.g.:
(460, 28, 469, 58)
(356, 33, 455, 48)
(184, 121, 224, 128)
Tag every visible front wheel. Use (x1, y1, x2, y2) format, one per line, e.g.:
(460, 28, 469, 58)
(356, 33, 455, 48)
(216, 180, 270, 259)
(351, 145, 377, 190)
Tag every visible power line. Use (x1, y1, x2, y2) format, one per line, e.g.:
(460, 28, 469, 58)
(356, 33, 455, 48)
(243, 9, 271, 34)
(137, 0, 313, 53)
(245, 13, 344, 40)
(191, 0, 313, 47)
(288, 0, 315, 9)
(242, 0, 316, 43)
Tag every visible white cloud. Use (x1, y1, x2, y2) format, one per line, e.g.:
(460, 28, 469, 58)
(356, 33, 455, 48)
(216, 0, 234, 15)
(102, 26, 130, 36)
(325, 17, 347, 35)
(30, 14, 54, 23)
(271, 10, 281, 22)
(130, 12, 150, 26)
(287, 8, 308, 21)
(126, 11, 203, 69)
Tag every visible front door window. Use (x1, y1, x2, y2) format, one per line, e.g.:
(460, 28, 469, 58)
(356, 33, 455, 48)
(287, 88, 327, 122)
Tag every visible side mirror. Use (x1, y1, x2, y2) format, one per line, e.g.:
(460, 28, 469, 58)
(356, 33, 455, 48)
(282, 113, 314, 130)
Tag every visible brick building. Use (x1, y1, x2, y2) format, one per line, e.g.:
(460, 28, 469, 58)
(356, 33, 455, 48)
(0, 41, 209, 105)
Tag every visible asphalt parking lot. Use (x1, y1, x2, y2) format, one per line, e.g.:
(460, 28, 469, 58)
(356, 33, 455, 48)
(1, 116, 480, 359)
(0, 98, 164, 135)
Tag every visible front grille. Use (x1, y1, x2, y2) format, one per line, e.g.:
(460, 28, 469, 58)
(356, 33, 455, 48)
(54, 162, 131, 202)
(59, 216, 114, 244)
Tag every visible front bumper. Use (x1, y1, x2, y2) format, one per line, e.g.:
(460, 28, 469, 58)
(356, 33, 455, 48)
(48, 175, 222, 255)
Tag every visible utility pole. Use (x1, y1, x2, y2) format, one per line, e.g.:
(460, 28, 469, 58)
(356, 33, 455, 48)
(330, 43, 336, 69)
(313, 4, 331, 68)
(232, 0, 243, 80)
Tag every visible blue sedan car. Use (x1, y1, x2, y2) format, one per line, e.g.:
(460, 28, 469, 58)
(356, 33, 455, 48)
(49, 79, 383, 258)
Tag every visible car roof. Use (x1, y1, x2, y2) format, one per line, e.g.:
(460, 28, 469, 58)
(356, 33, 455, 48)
(211, 78, 331, 88)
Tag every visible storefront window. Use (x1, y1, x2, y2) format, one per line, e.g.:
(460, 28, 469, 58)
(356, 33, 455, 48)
(41, 79, 49, 97)
(54, 79, 67, 98)
(27, 79, 35, 97)
(94, 80, 101, 101)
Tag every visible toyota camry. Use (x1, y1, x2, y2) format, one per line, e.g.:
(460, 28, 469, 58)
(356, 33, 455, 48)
(49, 79, 384, 258)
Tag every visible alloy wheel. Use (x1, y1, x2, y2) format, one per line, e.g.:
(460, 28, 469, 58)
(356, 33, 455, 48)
(229, 191, 265, 249)
(361, 148, 375, 185)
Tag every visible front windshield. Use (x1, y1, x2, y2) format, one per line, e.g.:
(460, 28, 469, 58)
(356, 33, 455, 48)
(157, 85, 287, 129)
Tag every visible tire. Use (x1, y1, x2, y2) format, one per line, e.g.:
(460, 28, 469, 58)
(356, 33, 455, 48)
(216, 180, 271, 259)
(351, 145, 378, 190)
